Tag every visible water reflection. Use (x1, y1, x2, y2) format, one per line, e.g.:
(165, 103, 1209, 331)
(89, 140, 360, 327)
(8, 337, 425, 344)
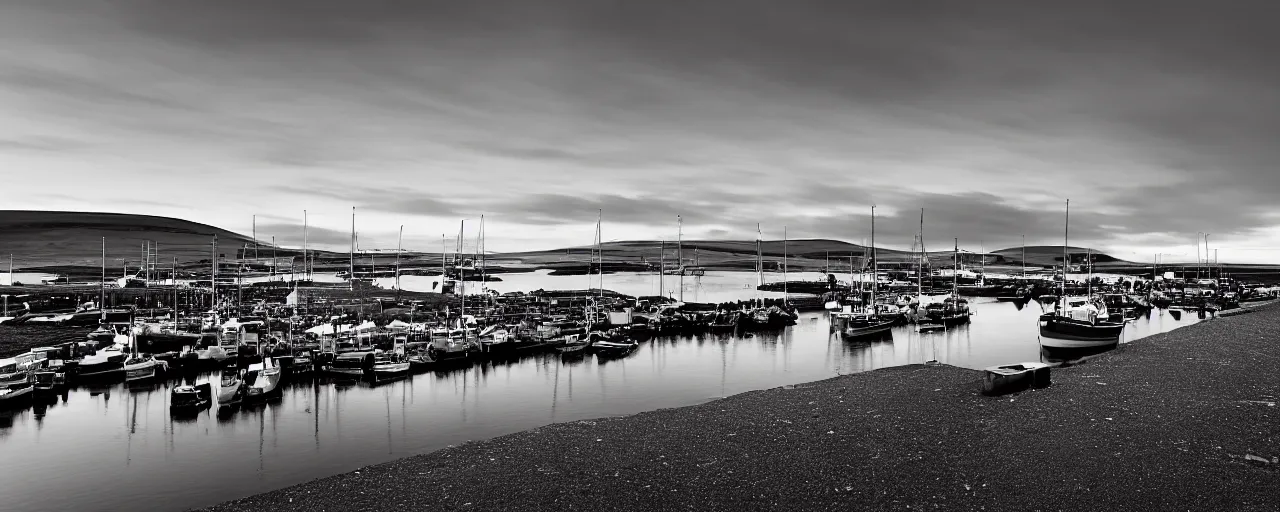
(0, 299, 1202, 512)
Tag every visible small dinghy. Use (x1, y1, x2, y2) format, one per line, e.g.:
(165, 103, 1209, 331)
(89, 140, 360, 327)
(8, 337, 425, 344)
(593, 339, 638, 359)
(171, 383, 213, 412)
(981, 362, 1051, 396)
(916, 323, 946, 334)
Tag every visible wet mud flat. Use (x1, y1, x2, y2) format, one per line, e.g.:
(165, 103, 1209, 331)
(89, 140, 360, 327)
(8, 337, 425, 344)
(204, 304, 1280, 511)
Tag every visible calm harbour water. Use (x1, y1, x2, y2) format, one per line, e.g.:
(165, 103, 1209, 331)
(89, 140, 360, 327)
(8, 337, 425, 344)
(0, 271, 1202, 512)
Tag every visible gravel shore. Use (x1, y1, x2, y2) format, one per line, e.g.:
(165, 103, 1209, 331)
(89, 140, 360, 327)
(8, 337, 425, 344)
(204, 304, 1279, 511)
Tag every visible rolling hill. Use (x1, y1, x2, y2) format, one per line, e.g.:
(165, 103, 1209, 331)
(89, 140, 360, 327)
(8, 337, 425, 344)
(1, 211, 1131, 273)
(0, 210, 254, 269)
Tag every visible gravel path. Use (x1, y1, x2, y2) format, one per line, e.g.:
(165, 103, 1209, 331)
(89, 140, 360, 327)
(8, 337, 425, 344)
(204, 304, 1280, 511)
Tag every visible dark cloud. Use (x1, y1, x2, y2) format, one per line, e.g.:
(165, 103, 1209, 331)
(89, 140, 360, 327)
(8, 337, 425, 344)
(2, 0, 1277, 260)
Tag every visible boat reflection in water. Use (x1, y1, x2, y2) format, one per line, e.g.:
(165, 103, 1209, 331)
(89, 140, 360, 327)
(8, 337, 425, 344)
(0, 298, 1203, 512)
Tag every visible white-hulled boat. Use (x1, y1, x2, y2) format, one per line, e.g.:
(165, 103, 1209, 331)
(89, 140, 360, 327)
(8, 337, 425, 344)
(371, 352, 410, 378)
(122, 329, 161, 381)
(0, 368, 33, 405)
(1, 356, 35, 383)
(217, 367, 244, 404)
(122, 355, 159, 381)
(244, 357, 281, 400)
(196, 345, 233, 363)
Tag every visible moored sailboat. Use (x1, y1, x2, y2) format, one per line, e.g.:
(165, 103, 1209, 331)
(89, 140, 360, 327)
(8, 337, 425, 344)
(244, 357, 281, 400)
(1039, 200, 1124, 348)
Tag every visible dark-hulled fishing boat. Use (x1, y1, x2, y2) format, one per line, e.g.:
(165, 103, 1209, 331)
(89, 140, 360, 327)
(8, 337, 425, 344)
(834, 312, 895, 341)
(1039, 296, 1125, 348)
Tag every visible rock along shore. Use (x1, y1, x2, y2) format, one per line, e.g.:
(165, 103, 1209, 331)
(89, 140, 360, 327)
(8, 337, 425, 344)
(203, 304, 1279, 511)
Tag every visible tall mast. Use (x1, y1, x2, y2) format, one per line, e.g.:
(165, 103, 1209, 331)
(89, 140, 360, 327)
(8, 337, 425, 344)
(1087, 247, 1093, 295)
(395, 225, 403, 301)
(952, 238, 959, 297)
(480, 215, 486, 293)
(1021, 235, 1026, 280)
(238, 243, 245, 308)
(100, 237, 106, 321)
(870, 205, 876, 307)
(918, 208, 925, 299)
(677, 215, 683, 302)
(979, 240, 985, 282)
(271, 237, 277, 281)
(303, 210, 308, 281)
(756, 223, 763, 302)
(173, 257, 178, 324)
(1062, 199, 1069, 311)
(659, 238, 665, 298)
(782, 225, 788, 302)
(211, 234, 218, 314)
(441, 234, 446, 293)
(459, 220, 465, 319)
(597, 209, 603, 303)
(349, 207, 356, 292)
(457, 220, 465, 267)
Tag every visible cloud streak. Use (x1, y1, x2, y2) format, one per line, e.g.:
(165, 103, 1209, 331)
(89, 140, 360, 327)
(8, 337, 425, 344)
(0, 0, 1276, 262)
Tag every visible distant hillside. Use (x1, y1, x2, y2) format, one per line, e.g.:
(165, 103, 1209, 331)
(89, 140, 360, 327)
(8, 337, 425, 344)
(990, 245, 1131, 267)
(0, 210, 255, 268)
(0, 211, 1133, 272)
(503, 239, 1133, 270)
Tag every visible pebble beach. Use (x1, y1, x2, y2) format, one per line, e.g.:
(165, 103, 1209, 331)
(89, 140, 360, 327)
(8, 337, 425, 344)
(202, 303, 1280, 511)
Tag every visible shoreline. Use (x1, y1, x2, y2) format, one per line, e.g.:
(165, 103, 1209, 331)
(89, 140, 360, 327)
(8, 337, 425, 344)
(202, 302, 1280, 511)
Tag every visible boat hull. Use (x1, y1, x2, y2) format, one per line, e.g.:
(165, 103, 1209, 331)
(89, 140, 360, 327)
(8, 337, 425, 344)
(982, 363, 1051, 396)
(372, 362, 410, 376)
(124, 363, 157, 382)
(1039, 315, 1124, 348)
(593, 341, 638, 359)
(217, 382, 243, 404)
(841, 321, 895, 341)
(245, 372, 280, 400)
(0, 383, 34, 405)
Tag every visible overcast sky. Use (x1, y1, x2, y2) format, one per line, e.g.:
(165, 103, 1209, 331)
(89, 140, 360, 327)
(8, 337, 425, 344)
(2, 1, 1277, 262)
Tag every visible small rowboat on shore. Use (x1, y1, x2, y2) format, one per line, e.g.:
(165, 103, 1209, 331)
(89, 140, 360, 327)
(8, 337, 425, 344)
(981, 362, 1051, 396)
